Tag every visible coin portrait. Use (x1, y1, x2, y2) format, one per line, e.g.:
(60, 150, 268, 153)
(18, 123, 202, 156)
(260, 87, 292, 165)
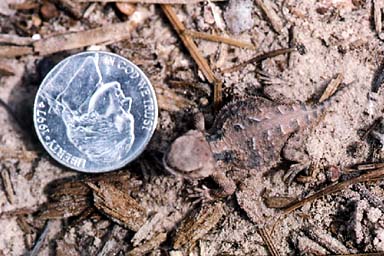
(34, 51, 158, 173)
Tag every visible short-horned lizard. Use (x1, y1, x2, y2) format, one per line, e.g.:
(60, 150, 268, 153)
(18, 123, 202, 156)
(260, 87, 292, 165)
(164, 96, 333, 199)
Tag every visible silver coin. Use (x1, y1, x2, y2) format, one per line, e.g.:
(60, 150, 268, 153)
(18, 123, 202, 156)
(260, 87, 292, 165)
(33, 51, 158, 173)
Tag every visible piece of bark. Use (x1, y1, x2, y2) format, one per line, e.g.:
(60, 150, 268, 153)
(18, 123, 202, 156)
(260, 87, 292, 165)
(34, 8, 150, 55)
(173, 202, 225, 250)
(87, 181, 147, 231)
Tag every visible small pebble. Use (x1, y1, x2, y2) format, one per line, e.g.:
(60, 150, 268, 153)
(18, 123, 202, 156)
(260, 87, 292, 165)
(326, 165, 340, 182)
(367, 207, 382, 223)
(32, 14, 42, 27)
(40, 2, 59, 20)
(116, 2, 136, 16)
(224, 0, 254, 34)
(199, 97, 209, 107)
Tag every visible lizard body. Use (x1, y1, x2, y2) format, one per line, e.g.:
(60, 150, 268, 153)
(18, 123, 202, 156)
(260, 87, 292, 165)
(164, 96, 331, 198)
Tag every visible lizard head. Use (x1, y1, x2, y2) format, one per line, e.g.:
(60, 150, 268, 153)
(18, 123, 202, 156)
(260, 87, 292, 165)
(163, 130, 216, 180)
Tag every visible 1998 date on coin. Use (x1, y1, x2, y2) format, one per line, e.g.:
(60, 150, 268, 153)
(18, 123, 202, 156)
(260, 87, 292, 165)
(34, 51, 158, 173)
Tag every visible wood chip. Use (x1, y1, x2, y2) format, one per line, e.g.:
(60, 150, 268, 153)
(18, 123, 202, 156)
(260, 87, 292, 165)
(34, 8, 150, 55)
(155, 84, 196, 112)
(97, 225, 128, 255)
(9, 2, 39, 10)
(319, 73, 344, 103)
(0, 61, 15, 76)
(87, 181, 147, 231)
(39, 196, 90, 219)
(127, 232, 167, 256)
(0, 165, 15, 204)
(173, 202, 225, 250)
(56, 240, 80, 256)
(255, 0, 283, 34)
(0, 45, 33, 58)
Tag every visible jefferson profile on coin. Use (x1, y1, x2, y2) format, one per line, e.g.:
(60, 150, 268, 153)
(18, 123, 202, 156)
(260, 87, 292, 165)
(42, 55, 135, 163)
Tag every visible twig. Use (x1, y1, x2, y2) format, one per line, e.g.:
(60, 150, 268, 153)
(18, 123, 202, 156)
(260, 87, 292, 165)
(356, 162, 384, 171)
(161, 4, 222, 108)
(0, 165, 15, 204)
(254, 0, 283, 34)
(288, 26, 297, 68)
(78, 0, 226, 3)
(273, 167, 384, 230)
(29, 221, 51, 256)
(361, 117, 383, 140)
(34, 7, 151, 55)
(185, 30, 256, 49)
(221, 47, 296, 73)
(330, 253, 384, 256)
(371, 59, 384, 92)
(319, 73, 344, 103)
(257, 227, 281, 256)
(374, 0, 383, 35)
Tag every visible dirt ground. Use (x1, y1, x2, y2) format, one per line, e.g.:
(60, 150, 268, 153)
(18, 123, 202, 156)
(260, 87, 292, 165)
(1, 0, 384, 255)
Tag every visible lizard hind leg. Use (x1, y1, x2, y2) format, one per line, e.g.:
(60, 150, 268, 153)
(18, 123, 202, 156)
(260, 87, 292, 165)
(186, 169, 236, 203)
(282, 132, 312, 184)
